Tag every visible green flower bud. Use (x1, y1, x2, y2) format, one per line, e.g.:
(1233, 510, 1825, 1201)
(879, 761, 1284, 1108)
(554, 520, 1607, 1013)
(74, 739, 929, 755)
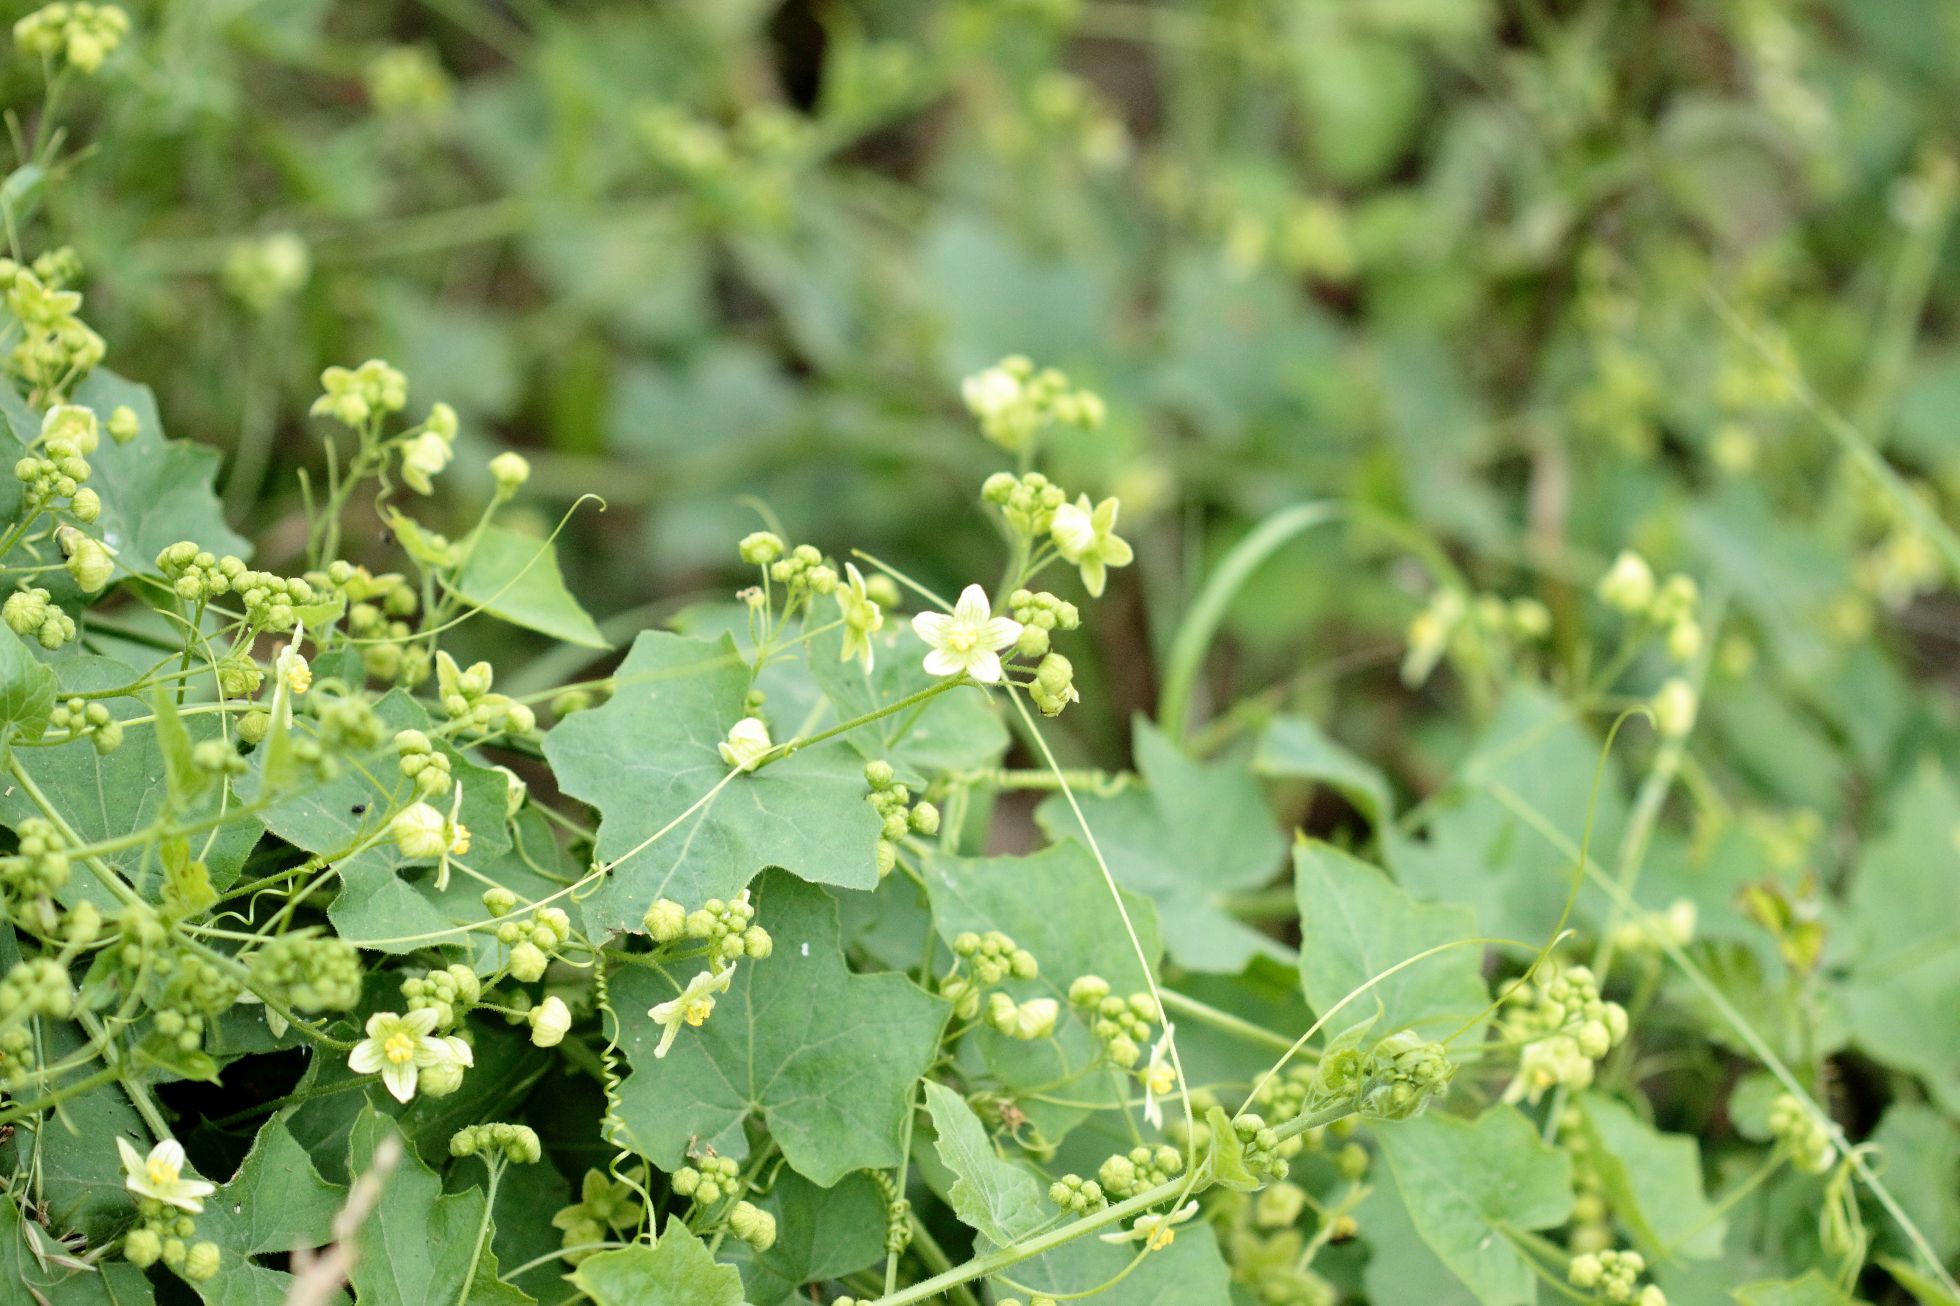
(60, 528, 115, 593)
(490, 451, 530, 495)
(509, 941, 549, 983)
(729, 1200, 777, 1252)
(643, 897, 687, 941)
(124, 1227, 162, 1268)
(108, 405, 139, 443)
(483, 886, 518, 917)
(739, 531, 785, 565)
(183, 1241, 222, 1282)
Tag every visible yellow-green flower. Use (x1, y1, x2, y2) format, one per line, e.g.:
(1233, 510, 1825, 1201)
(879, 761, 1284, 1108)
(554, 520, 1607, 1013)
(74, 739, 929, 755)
(116, 1137, 216, 1213)
(835, 563, 884, 672)
(1050, 496, 1133, 598)
(348, 1008, 469, 1102)
(649, 965, 734, 1058)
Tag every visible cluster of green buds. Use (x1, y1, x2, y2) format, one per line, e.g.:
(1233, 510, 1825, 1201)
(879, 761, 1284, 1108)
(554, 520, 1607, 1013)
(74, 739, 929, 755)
(155, 543, 247, 607)
(1096, 1143, 1185, 1199)
(1224, 1112, 1291, 1184)
(496, 907, 574, 982)
(985, 990, 1059, 1040)
(435, 651, 536, 737)
(311, 359, 407, 429)
(1768, 1093, 1836, 1174)
(726, 1200, 778, 1252)
(233, 568, 317, 633)
(984, 471, 1069, 538)
(1500, 964, 1629, 1104)
(1401, 588, 1553, 688)
(637, 103, 808, 229)
(15, 406, 97, 517)
(152, 954, 240, 1052)
(761, 539, 840, 598)
(3, 586, 75, 649)
(645, 888, 771, 964)
(1597, 551, 1703, 663)
(551, 1169, 643, 1264)
(939, 928, 1037, 1021)
(1213, 1182, 1342, 1306)
(394, 729, 453, 798)
(670, 1154, 741, 1205)
(401, 963, 483, 1030)
(13, 2, 126, 73)
(1, 817, 71, 902)
(961, 356, 1105, 452)
(247, 933, 362, 1014)
(1007, 590, 1079, 658)
(449, 1122, 542, 1164)
(865, 760, 939, 876)
(55, 524, 113, 592)
(222, 232, 310, 313)
(1068, 975, 1159, 1069)
(2, 257, 106, 398)
(1558, 1106, 1613, 1255)
(1047, 1172, 1106, 1215)
(1569, 1249, 1664, 1306)
(1314, 1029, 1455, 1122)
(124, 1211, 220, 1283)
(48, 696, 121, 753)
(338, 566, 423, 682)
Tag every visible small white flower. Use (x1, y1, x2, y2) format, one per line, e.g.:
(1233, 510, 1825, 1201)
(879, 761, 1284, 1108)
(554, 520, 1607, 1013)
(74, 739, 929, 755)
(529, 995, 573, 1047)
(1049, 496, 1133, 598)
(117, 1138, 216, 1213)
(348, 1008, 469, 1103)
(961, 366, 1022, 420)
(1141, 1027, 1177, 1128)
(911, 585, 1022, 685)
(719, 716, 773, 771)
(1101, 1200, 1200, 1251)
(400, 430, 454, 495)
(649, 966, 734, 1058)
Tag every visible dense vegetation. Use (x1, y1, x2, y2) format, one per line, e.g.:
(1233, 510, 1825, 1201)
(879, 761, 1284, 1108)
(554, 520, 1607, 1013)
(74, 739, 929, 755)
(1, 3, 1957, 1305)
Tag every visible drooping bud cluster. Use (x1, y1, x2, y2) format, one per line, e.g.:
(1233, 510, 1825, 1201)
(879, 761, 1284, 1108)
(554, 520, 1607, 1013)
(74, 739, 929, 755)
(1768, 1093, 1835, 1174)
(47, 696, 121, 753)
(449, 1122, 542, 1163)
(13, 3, 128, 74)
(435, 651, 536, 737)
(961, 356, 1105, 452)
(3, 586, 75, 649)
(1007, 590, 1080, 658)
(1068, 977, 1160, 1069)
(394, 729, 453, 798)
(727, 1200, 777, 1252)
(1500, 963, 1629, 1104)
(311, 359, 408, 428)
(684, 889, 772, 964)
(865, 760, 939, 876)
(1314, 1029, 1455, 1121)
(401, 963, 483, 1030)
(766, 542, 839, 597)
(1569, 1249, 1664, 1306)
(1096, 1143, 1184, 1199)
(1029, 652, 1079, 717)
(247, 933, 361, 1013)
(670, 1154, 740, 1205)
(1048, 1172, 1106, 1214)
(496, 907, 573, 982)
(939, 928, 1037, 1021)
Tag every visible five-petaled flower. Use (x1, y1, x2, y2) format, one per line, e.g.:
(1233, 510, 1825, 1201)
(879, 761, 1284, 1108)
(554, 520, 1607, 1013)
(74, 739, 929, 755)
(1101, 1200, 1200, 1251)
(348, 1008, 471, 1102)
(912, 584, 1022, 685)
(835, 562, 884, 672)
(649, 965, 735, 1058)
(117, 1138, 216, 1213)
(1050, 496, 1133, 598)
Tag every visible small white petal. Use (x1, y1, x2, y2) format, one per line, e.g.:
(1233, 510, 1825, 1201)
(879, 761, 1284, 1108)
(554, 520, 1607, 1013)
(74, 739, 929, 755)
(911, 611, 954, 646)
(953, 584, 992, 625)
(966, 651, 1004, 685)
(381, 1061, 418, 1103)
(922, 647, 966, 678)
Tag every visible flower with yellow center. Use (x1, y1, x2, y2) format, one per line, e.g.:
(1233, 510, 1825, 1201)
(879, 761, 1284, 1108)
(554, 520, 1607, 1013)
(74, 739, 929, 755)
(648, 965, 734, 1058)
(116, 1138, 216, 1213)
(347, 1008, 468, 1102)
(1101, 1200, 1199, 1251)
(1140, 1027, 1177, 1128)
(911, 584, 1022, 685)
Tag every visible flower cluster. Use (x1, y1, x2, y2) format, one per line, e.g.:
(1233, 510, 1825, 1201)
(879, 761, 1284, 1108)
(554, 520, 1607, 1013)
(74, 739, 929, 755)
(1597, 550, 1704, 663)
(1068, 975, 1161, 1070)
(1, 253, 105, 398)
(311, 358, 407, 428)
(449, 1122, 543, 1164)
(1096, 1143, 1185, 1199)
(1569, 1249, 1665, 1306)
(348, 1008, 474, 1102)
(117, 1138, 220, 1282)
(670, 1154, 741, 1205)
(13, 2, 126, 74)
(1402, 588, 1553, 687)
(1499, 964, 1629, 1103)
(436, 650, 536, 737)
(496, 907, 573, 982)
(961, 355, 1106, 452)
(1768, 1093, 1836, 1174)
(865, 760, 940, 876)
(1314, 1029, 1456, 1122)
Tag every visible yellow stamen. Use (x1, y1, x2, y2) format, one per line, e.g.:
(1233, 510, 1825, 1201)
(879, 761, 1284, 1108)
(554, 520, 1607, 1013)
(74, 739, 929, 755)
(384, 1032, 417, 1065)
(146, 1157, 179, 1186)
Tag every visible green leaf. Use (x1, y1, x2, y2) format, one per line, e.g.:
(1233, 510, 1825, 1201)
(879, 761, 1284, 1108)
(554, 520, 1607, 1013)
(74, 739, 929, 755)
(1205, 1103, 1262, 1192)
(1842, 765, 1960, 1113)
(1035, 720, 1286, 973)
(453, 523, 608, 649)
(737, 1170, 887, 1306)
(1868, 1103, 1960, 1266)
(1357, 1163, 1482, 1306)
(1293, 840, 1487, 1039)
(924, 842, 1162, 1138)
(1375, 1106, 1575, 1306)
(1878, 1255, 1960, 1306)
(543, 631, 882, 934)
(0, 1030, 146, 1245)
(570, 1220, 747, 1306)
(191, 1115, 348, 1306)
(1013, 1219, 1235, 1304)
(346, 1109, 524, 1305)
(1577, 1096, 1725, 1261)
(1732, 1271, 1868, 1306)
(1, 1196, 157, 1305)
(610, 872, 945, 1185)
(1256, 713, 1406, 863)
(0, 622, 55, 746)
(922, 1081, 1048, 1246)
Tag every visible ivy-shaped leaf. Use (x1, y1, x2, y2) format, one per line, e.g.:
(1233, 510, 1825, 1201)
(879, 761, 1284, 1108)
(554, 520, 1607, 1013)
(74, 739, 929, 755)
(922, 1081, 1048, 1246)
(570, 1220, 746, 1306)
(1293, 840, 1487, 1040)
(610, 872, 945, 1185)
(735, 1170, 887, 1306)
(191, 1115, 347, 1306)
(544, 631, 882, 934)
(452, 523, 609, 649)
(1035, 719, 1286, 973)
(806, 623, 1010, 780)
(1577, 1096, 1725, 1261)
(1375, 1106, 1574, 1306)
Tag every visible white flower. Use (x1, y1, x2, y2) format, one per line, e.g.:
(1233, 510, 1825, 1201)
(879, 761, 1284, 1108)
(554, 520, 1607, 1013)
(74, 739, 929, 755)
(117, 1138, 216, 1213)
(400, 431, 454, 495)
(649, 966, 734, 1058)
(1141, 1027, 1177, 1128)
(529, 995, 572, 1048)
(347, 1008, 470, 1103)
(1101, 1200, 1200, 1251)
(961, 365, 1022, 420)
(718, 716, 773, 771)
(1049, 496, 1134, 598)
(911, 585, 1022, 685)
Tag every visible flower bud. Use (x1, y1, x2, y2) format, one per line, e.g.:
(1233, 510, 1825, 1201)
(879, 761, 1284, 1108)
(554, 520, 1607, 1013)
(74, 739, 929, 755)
(529, 995, 572, 1047)
(390, 802, 451, 859)
(1597, 550, 1656, 614)
(483, 886, 518, 917)
(718, 716, 772, 772)
(183, 1241, 221, 1282)
(108, 405, 139, 443)
(729, 1200, 777, 1252)
(59, 528, 115, 593)
(420, 1058, 466, 1097)
(738, 531, 785, 565)
(490, 451, 530, 495)
(1652, 678, 1697, 739)
(124, 1227, 162, 1267)
(509, 941, 549, 983)
(643, 898, 687, 941)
